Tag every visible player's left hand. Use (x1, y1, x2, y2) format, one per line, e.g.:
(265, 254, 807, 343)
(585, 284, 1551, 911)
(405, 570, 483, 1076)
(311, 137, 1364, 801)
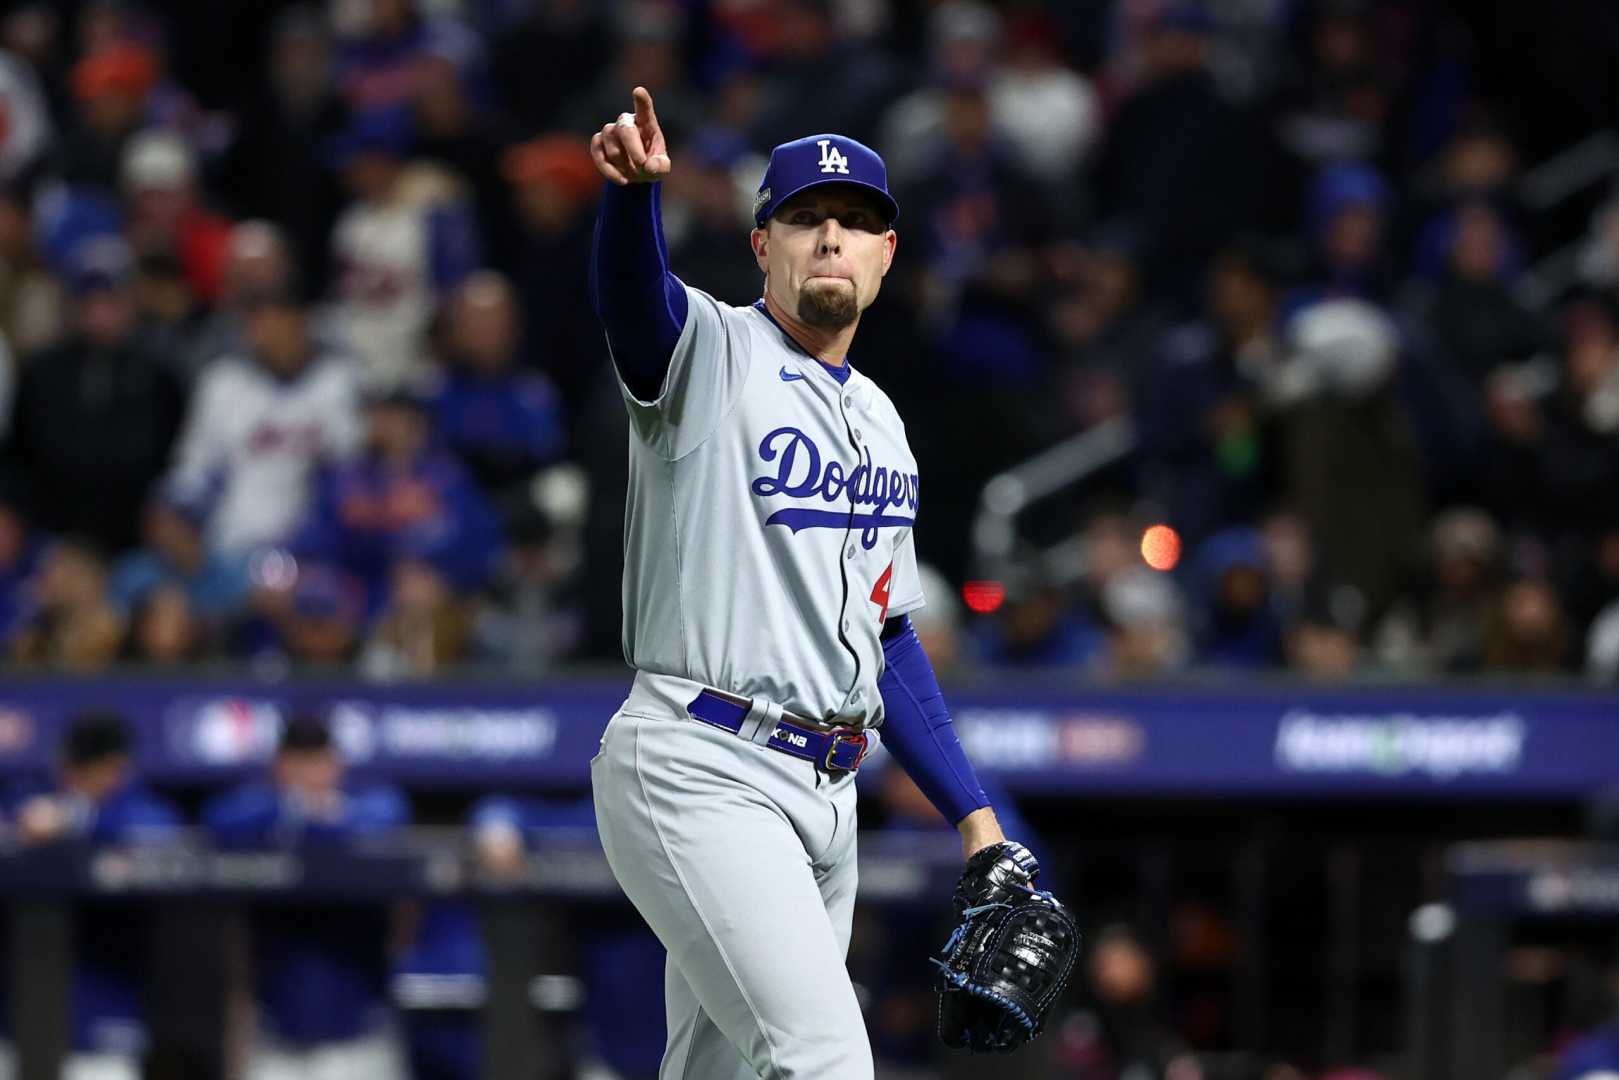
(591, 85, 671, 186)
(933, 841, 1081, 1053)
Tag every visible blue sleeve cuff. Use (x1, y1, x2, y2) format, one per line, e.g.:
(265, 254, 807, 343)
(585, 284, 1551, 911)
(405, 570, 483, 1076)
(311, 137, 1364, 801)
(877, 616, 991, 826)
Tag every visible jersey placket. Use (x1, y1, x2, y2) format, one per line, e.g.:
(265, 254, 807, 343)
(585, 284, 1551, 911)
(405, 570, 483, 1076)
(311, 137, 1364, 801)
(835, 380, 869, 721)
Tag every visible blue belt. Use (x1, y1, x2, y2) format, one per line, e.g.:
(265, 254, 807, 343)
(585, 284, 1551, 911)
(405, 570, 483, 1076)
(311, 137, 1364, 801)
(686, 689, 870, 773)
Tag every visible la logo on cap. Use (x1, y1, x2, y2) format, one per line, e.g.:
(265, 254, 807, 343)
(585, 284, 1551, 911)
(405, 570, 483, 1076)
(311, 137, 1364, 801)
(816, 139, 850, 175)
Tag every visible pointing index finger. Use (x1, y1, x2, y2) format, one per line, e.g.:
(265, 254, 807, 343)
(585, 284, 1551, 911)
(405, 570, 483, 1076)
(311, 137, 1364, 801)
(632, 85, 659, 130)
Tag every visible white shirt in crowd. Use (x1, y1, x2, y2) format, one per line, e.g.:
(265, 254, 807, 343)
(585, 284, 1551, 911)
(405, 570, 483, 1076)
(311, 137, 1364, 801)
(167, 351, 363, 556)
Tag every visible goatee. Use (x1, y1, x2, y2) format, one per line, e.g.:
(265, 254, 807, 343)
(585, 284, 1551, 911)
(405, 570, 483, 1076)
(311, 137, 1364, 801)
(797, 280, 858, 330)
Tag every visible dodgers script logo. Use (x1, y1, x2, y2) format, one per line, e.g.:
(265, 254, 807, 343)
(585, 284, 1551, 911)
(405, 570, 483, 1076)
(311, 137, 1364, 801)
(751, 426, 917, 548)
(817, 139, 850, 175)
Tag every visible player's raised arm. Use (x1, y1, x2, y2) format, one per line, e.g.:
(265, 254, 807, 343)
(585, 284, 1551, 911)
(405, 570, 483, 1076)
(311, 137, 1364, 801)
(588, 86, 687, 401)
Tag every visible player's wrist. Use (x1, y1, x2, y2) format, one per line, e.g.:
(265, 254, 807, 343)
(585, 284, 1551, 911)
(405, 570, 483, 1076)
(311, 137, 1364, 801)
(956, 806, 1005, 859)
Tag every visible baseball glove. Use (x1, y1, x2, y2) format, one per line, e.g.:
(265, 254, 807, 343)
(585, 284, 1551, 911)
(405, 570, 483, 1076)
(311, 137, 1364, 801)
(932, 840, 1080, 1053)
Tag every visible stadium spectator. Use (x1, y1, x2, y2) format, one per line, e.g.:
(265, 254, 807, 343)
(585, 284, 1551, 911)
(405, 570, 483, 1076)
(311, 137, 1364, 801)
(358, 553, 475, 679)
(1271, 298, 1424, 618)
(166, 283, 362, 557)
(1409, 200, 1544, 382)
(0, 331, 10, 446)
(119, 127, 231, 306)
(328, 105, 480, 389)
(733, 0, 901, 150)
(878, 1, 1005, 186)
(1093, 2, 1266, 305)
(409, 42, 511, 272)
(0, 482, 42, 651)
(563, 3, 701, 147)
(252, 561, 368, 669)
(182, 220, 297, 383)
(220, 7, 350, 297)
(7, 537, 124, 671)
(0, 182, 68, 355)
(487, 0, 610, 134)
(1064, 923, 1203, 1080)
(333, 0, 478, 116)
(110, 496, 248, 641)
(1049, 222, 1165, 431)
(125, 580, 202, 666)
(0, 44, 51, 184)
(499, 133, 604, 407)
(74, 0, 206, 140)
(1098, 566, 1190, 680)
(1268, 0, 1388, 179)
(1284, 582, 1366, 681)
(1137, 238, 1287, 545)
(129, 250, 203, 380)
(906, 562, 966, 677)
(52, 42, 157, 191)
(970, 564, 1102, 669)
(429, 271, 566, 499)
(988, 12, 1101, 186)
(1190, 527, 1283, 671)
(5, 710, 181, 1080)
(1482, 297, 1619, 552)
(1293, 162, 1396, 308)
(0, 237, 185, 555)
(1482, 576, 1570, 673)
(1374, 507, 1503, 675)
(203, 713, 410, 1078)
(663, 129, 765, 307)
(294, 383, 500, 616)
(900, 70, 1047, 380)
(469, 484, 582, 673)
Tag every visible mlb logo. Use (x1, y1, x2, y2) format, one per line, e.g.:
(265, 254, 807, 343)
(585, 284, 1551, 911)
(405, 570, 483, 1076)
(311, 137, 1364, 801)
(189, 698, 282, 764)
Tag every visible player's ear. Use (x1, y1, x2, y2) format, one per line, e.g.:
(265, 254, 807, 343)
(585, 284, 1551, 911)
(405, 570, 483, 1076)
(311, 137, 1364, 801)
(750, 226, 769, 273)
(880, 227, 897, 277)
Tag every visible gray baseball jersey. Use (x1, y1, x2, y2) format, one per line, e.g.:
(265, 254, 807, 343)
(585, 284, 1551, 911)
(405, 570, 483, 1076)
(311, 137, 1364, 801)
(615, 283, 926, 726)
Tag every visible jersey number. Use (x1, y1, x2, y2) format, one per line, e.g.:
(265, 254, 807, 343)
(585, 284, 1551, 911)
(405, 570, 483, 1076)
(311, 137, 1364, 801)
(870, 562, 893, 623)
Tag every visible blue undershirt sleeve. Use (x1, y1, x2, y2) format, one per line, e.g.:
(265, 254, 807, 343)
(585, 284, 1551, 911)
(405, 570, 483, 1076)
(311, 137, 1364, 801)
(589, 181, 690, 401)
(877, 615, 992, 826)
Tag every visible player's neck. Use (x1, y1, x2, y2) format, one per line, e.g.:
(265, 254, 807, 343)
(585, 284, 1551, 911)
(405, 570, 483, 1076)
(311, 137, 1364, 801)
(763, 291, 855, 367)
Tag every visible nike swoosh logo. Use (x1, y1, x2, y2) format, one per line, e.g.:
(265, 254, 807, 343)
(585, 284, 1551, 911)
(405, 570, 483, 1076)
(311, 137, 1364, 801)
(779, 366, 807, 383)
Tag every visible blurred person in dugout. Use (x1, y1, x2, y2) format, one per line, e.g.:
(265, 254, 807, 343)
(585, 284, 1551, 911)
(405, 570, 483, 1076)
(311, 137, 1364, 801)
(469, 795, 666, 1080)
(854, 764, 1040, 1078)
(0, 711, 182, 1080)
(1060, 924, 1203, 1080)
(203, 713, 411, 1080)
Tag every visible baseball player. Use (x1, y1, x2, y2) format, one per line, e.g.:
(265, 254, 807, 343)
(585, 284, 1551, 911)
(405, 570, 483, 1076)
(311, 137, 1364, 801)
(2, 710, 183, 1080)
(202, 713, 411, 1080)
(586, 87, 1076, 1078)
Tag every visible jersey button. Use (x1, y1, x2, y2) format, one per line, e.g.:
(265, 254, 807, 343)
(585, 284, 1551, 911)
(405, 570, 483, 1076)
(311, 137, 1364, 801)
(841, 618, 851, 632)
(844, 395, 854, 408)
(853, 428, 863, 441)
(846, 545, 856, 559)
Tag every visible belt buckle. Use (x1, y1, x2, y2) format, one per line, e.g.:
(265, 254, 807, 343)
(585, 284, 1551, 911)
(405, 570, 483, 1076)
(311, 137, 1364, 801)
(823, 729, 869, 772)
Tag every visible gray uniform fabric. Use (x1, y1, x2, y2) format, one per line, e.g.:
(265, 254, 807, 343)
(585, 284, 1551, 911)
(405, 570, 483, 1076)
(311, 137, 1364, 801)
(614, 285, 925, 725)
(596, 284, 928, 1076)
(593, 684, 870, 1079)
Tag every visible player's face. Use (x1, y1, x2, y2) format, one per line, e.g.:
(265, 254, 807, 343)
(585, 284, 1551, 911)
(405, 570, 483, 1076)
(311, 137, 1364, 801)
(753, 187, 897, 330)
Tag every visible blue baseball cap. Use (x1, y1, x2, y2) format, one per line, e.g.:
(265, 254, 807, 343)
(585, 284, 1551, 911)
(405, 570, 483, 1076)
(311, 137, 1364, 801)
(753, 133, 898, 229)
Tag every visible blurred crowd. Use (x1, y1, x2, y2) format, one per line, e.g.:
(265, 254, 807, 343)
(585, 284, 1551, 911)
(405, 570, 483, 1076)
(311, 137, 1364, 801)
(0, 0, 1615, 682)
